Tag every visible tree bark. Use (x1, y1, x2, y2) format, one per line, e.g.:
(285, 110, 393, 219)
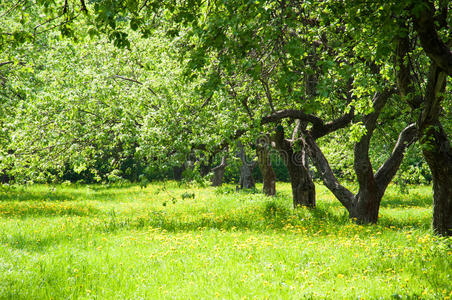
(411, 1, 452, 77)
(396, 30, 452, 235)
(418, 65, 452, 236)
(305, 124, 415, 223)
(200, 156, 212, 177)
(287, 159, 316, 208)
(238, 141, 255, 189)
(173, 165, 185, 181)
(273, 126, 315, 207)
(303, 134, 354, 211)
(256, 142, 276, 196)
(346, 90, 391, 223)
(211, 156, 227, 187)
(301, 88, 415, 223)
(421, 121, 452, 236)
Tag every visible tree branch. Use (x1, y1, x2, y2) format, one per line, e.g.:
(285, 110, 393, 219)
(113, 75, 158, 96)
(412, 0, 452, 77)
(261, 109, 324, 128)
(0, 61, 13, 67)
(261, 108, 354, 140)
(260, 78, 276, 113)
(375, 123, 417, 191)
(310, 109, 355, 139)
(302, 133, 354, 211)
(354, 88, 395, 189)
(0, 0, 25, 19)
(395, 32, 424, 108)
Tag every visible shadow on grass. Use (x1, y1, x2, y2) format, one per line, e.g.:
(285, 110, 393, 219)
(378, 213, 432, 230)
(0, 188, 78, 202)
(0, 202, 100, 218)
(0, 201, 435, 253)
(0, 184, 145, 203)
(380, 192, 432, 208)
(0, 233, 67, 252)
(96, 200, 431, 236)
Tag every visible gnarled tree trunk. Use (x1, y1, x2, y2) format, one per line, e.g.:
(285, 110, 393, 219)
(287, 159, 316, 208)
(418, 66, 452, 236)
(273, 125, 315, 208)
(420, 122, 452, 236)
(238, 141, 255, 189)
(256, 142, 276, 196)
(173, 165, 185, 181)
(304, 122, 417, 224)
(396, 28, 452, 235)
(302, 89, 416, 224)
(212, 156, 227, 187)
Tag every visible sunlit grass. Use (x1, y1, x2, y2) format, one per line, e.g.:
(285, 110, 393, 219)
(0, 182, 450, 299)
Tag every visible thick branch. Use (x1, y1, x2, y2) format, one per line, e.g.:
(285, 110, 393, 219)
(412, 1, 452, 77)
(363, 88, 395, 133)
(80, 0, 88, 12)
(375, 124, 417, 191)
(113, 75, 157, 96)
(261, 108, 354, 140)
(272, 125, 292, 154)
(302, 134, 354, 211)
(0, 61, 13, 67)
(212, 156, 227, 171)
(310, 109, 355, 139)
(395, 33, 424, 108)
(354, 88, 395, 188)
(194, 129, 246, 155)
(261, 109, 324, 127)
(420, 63, 448, 126)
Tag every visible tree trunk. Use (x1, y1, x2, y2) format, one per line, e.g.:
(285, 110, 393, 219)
(200, 156, 212, 177)
(286, 159, 316, 207)
(239, 164, 255, 189)
(273, 125, 315, 207)
(211, 157, 227, 187)
(420, 122, 452, 236)
(396, 34, 451, 235)
(238, 142, 255, 189)
(418, 66, 452, 236)
(256, 144, 276, 196)
(173, 165, 185, 181)
(349, 184, 382, 224)
(302, 95, 416, 223)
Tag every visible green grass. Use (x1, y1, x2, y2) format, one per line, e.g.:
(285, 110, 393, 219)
(0, 182, 450, 299)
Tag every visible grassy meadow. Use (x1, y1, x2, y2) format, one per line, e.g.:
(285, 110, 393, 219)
(0, 182, 450, 299)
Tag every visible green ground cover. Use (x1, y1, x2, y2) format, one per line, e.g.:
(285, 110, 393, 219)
(0, 182, 450, 299)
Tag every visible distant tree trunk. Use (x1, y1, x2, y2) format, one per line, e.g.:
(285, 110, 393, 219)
(238, 141, 255, 189)
(200, 156, 212, 177)
(173, 165, 185, 181)
(0, 171, 11, 184)
(256, 141, 276, 196)
(212, 156, 227, 187)
(273, 125, 315, 207)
